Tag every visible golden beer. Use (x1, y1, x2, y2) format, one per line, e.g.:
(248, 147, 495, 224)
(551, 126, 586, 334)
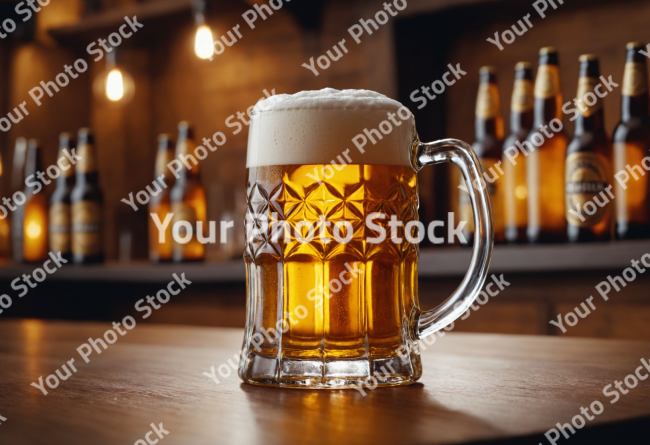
(614, 42, 650, 239)
(565, 55, 613, 242)
(50, 133, 76, 262)
(245, 164, 418, 360)
(13, 140, 48, 263)
(503, 62, 534, 243)
(149, 134, 175, 262)
(71, 128, 104, 264)
(527, 47, 568, 243)
(170, 122, 206, 262)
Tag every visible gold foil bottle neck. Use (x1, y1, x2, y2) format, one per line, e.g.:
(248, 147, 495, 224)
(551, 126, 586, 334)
(475, 82, 501, 119)
(77, 143, 97, 174)
(576, 77, 603, 117)
(155, 148, 176, 179)
(511, 79, 534, 113)
(534, 64, 561, 99)
(58, 134, 76, 178)
(622, 61, 649, 97)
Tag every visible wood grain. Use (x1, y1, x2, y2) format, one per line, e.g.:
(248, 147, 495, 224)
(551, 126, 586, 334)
(0, 320, 648, 444)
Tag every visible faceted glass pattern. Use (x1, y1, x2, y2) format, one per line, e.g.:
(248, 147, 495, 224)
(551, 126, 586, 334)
(239, 164, 423, 388)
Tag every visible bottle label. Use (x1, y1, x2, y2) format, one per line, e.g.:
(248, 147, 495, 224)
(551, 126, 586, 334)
(511, 79, 534, 112)
(475, 83, 501, 119)
(622, 62, 649, 97)
(534, 65, 560, 99)
(565, 152, 611, 228)
(77, 144, 97, 173)
(576, 77, 603, 117)
(72, 200, 103, 256)
(49, 203, 71, 254)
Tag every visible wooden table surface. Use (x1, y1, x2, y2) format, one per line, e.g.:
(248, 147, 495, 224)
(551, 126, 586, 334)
(0, 320, 649, 445)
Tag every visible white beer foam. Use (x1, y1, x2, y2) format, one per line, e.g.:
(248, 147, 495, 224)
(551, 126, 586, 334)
(246, 88, 415, 168)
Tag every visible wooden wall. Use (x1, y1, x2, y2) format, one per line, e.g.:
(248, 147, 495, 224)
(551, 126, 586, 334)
(393, 0, 650, 216)
(446, 0, 650, 153)
(3, 0, 88, 192)
(3, 0, 648, 257)
(2, 0, 405, 260)
(138, 0, 401, 261)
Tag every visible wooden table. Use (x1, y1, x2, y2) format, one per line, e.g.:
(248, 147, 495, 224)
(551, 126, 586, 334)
(0, 320, 648, 445)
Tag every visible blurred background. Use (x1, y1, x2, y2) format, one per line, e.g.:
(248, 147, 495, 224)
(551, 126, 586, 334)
(0, 0, 649, 339)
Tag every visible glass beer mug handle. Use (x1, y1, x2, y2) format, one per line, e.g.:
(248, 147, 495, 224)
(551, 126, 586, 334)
(409, 138, 493, 340)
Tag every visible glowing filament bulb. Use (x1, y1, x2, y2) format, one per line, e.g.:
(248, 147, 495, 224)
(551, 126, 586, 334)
(195, 25, 214, 59)
(106, 69, 125, 101)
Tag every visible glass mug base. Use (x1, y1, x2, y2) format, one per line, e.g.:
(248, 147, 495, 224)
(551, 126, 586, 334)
(239, 351, 422, 389)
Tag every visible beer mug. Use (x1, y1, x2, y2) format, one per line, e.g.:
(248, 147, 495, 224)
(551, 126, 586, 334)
(240, 89, 493, 388)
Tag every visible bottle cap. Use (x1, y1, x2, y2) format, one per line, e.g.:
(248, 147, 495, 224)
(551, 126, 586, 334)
(579, 54, 598, 62)
(540, 47, 558, 55)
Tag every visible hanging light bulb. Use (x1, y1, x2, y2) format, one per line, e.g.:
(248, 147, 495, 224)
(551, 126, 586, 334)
(93, 49, 135, 104)
(192, 0, 213, 60)
(106, 68, 125, 101)
(195, 24, 214, 59)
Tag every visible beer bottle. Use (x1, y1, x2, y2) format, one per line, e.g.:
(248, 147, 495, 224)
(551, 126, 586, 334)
(11, 137, 27, 195)
(0, 145, 9, 258)
(71, 128, 104, 264)
(149, 134, 176, 262)
(49, 133, 76, 261)
(565, 55, 613, 242)
(170, 122, 206, 262)
(503, 62, 534, 243)
(613, 42, 650, 239)
(460, 66, 505, 245)
(13, 139, 48, 263)
(527, 47, 568, 243)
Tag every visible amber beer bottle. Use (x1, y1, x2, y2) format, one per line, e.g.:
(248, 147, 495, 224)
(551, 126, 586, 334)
(71, 128, 104, 264)
(13, 140, 48, 263)
(0, 143, 10, 258)
(527, 47, 568, 243)
(613, 42, 650, 239)
(170, 122, 206, 262)
(49, 133, 76, 261)
(565, 55, 613, 242)
(149, 134, 176, 262)
(503, 62, 534, 243)
(460, 66, 505, 244)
